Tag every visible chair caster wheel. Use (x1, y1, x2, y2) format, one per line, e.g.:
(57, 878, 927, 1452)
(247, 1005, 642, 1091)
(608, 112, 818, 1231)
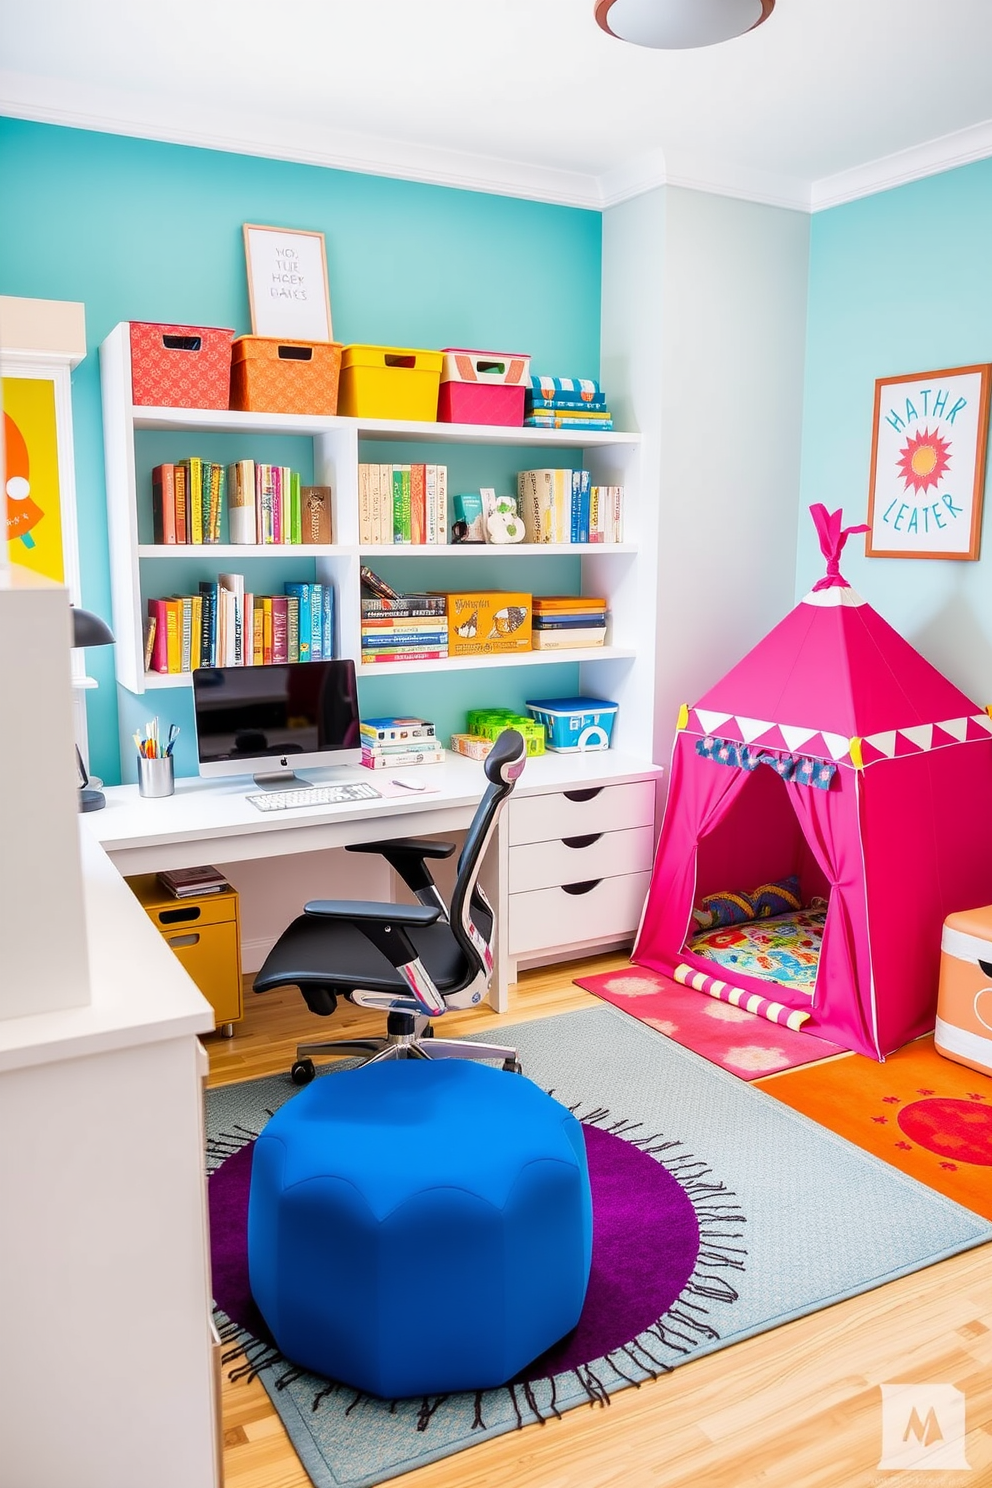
(502, 1059, 523, 1074)
(291, 1058, 316, 1086)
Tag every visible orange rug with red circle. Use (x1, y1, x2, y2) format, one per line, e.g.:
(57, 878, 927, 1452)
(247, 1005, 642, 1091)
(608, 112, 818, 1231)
(755, 1035, 992, 1219)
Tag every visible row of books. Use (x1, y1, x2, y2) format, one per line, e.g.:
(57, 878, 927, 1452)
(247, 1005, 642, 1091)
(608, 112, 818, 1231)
(145, 577, 335, 673)
(532, 595, 608, 651)
(524, 376, 614, 431)
(358, 464, 449, 546)
(517, 469, 625, 544)
(151, 460, 332, 546)
(360, 591, 448, 665)
(359, 716, 443, 770)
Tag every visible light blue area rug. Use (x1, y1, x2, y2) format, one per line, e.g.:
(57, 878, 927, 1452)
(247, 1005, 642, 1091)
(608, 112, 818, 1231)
(206, 1004, 991, 1487)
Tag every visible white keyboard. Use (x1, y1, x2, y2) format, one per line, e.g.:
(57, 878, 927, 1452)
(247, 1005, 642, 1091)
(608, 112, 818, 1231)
(246, 782, 382, 812)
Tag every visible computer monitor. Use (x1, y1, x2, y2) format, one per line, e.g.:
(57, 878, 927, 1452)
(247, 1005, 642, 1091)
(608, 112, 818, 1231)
(192, 660, 362, 789)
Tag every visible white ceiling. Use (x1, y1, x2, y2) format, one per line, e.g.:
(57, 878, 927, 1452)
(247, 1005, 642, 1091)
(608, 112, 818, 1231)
(2, 0, 992, 211)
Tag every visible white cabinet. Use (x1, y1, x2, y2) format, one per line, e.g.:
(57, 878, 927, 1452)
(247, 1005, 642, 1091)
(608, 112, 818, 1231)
(98, 323, 655, 760)
(500, 766, 659, 980)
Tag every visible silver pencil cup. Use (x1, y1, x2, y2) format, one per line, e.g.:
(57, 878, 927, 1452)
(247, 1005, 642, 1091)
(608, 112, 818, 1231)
(137, 754, 175, 798)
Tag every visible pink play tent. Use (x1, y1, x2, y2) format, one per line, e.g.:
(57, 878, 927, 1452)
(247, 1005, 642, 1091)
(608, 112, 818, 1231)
(634, 507, 992, 1059)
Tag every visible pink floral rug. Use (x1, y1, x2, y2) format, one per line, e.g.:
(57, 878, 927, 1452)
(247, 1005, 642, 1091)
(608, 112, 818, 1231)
(574, 965, 846, 1080)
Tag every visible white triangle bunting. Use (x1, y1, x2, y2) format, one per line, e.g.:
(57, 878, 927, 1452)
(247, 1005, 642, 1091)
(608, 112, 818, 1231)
(780, 724, 818, 753)
(971, 713, 992, 734)
(900, 724, 933, 752)
(821, 732, 851, 761)
(695, 709, 732, 736)
(936, 717, 969, 742)
(864, 730, 897, 758)
(737, 716, 774, 744)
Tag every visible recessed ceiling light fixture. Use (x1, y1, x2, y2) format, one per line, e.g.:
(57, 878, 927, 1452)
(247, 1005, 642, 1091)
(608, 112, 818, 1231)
(595, 0, 775, 50)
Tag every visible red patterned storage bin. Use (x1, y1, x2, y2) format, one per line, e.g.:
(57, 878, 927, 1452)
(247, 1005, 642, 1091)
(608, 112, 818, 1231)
(129, 322, 235, 409)
(437, 348, 530, 426)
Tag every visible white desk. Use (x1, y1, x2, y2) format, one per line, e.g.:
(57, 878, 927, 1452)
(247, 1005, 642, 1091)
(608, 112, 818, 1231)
(83, 749, 664, 1011)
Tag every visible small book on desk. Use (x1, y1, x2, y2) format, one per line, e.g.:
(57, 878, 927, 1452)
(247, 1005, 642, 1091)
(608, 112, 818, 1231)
(157, 865, 230, 899)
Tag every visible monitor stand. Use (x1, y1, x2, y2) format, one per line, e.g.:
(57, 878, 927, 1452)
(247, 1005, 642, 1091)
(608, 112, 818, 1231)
(252, 767, 312, 791)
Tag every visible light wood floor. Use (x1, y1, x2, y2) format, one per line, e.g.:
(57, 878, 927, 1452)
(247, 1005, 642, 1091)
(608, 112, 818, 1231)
(207, 956, 992, 1488)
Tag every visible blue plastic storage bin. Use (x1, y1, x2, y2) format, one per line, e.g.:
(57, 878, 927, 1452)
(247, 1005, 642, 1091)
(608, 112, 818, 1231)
(525, 696, 618, 752)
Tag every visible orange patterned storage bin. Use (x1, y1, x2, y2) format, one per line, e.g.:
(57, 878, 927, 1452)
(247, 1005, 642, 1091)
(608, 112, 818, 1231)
(229, 337, 343, 415)
(129, 322, 235, 409)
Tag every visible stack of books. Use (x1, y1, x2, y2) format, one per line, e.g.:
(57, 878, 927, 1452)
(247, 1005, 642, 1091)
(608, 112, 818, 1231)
(531, 595, 608, 650)
(151, 459, 330, 546)
(360, 717, 444, 770)
(358, 463, 448, 545)
(156, 865, 229, 899)
(517, 469, 624, 544)
(360, 567, 448, 665)
(146, 576, 334, 673)
(523, 376, 614, 432)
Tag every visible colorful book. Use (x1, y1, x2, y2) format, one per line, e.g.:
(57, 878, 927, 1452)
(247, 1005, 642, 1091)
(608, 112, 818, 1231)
(252, 601, 264, 666)
(360, 631, 448, 649)
(360, 747, 444, 768)
(177, 458, 204, 544)
(151, 464, 177, 544)
(143, 612, 158, 672)
(164, 599, 182, 673)
(360, 566, 402, 601)
(321, 584, 334, 659)
(147, 598, 168, 672)
(173, 461, 189, 543)
(227, 459, 256, 544)
(261, 597, 273, 665)
(271, 595, 289, 663)
(284, 583, 313, 661)
(290, 470, 302, 546)
(360, 649, 446, 664)
(360, 717, 437, 743)
(392, 465, 411, 544)
(286, 594, 300, 662)
(410, 464, 426, 545)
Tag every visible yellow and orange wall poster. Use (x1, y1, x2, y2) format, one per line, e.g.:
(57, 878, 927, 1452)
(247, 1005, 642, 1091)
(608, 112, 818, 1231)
(3, 375, 65, 582)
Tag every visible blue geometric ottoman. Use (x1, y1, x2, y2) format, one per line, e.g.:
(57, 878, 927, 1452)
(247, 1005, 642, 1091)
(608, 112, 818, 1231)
(247, 1058, 593, 1398)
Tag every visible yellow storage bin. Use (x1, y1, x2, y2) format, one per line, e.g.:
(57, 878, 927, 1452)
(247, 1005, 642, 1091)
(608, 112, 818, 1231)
(338, 345, 443, 421)
(126, 873, 243, 1033)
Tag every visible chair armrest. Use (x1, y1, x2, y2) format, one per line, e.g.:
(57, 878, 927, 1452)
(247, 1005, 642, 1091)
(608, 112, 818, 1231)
(346, 838, 457, 860)
(303, 899, 442, 927)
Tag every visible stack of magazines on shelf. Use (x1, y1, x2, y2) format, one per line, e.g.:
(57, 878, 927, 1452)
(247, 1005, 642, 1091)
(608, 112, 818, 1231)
(359, 717, 444, 770)
(360, 566, 448, 665)
(524, 376, 614, 431)
(531, 595, 608, 650)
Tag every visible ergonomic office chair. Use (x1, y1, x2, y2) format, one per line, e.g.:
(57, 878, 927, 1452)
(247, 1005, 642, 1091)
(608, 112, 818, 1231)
(253, 729, 527, 1084)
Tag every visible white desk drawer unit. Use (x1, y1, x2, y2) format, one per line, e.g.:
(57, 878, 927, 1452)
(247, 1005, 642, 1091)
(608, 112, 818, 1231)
(507, 780, 656, 959)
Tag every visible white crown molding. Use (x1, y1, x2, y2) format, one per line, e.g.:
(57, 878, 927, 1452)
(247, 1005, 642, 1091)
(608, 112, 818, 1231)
(599, 144, 811, 212)
(3, 70, 992, 218)
(811, 117, 992, 211)
(0, 71, 604, 211)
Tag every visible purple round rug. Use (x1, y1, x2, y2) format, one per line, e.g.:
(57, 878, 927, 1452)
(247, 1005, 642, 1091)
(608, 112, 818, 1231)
(209, 1119, 701, 1388)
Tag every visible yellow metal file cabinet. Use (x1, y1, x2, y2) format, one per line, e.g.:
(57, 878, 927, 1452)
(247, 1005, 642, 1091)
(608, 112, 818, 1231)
(126, 874, 243, 1035)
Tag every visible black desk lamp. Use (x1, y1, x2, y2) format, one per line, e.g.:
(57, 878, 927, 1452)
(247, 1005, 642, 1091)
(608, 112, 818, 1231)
(71, 605, 115, 813)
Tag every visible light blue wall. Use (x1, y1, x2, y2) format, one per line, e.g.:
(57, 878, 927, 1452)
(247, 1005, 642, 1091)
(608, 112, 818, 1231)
(798, 158, 992, 702)
(0, 118, 602, 782)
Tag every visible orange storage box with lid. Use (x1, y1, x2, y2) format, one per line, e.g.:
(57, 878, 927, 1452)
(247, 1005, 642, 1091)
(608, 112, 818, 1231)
(229, 336, 343, 415)
(338, 345, 444, 422)
(935, 905, 992, 1076)
(438, 348, 531, 426)
(129, 322, 235, 409)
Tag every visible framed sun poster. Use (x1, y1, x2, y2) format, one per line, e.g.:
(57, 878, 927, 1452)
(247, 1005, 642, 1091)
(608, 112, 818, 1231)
(243, 224, 333, 342)
(866, 363, 992, 559)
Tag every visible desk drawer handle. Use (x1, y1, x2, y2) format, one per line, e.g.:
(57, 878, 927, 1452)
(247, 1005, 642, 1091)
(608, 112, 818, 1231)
(562, 833, 602, 850)
(561, 880, 602, 896)
(167, 933, 200, 949)
(158, 905, 202, 925)
(563, 788, 603, 803)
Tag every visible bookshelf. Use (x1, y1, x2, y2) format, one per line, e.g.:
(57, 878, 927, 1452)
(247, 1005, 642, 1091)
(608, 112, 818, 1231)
(99, 322, 652, 756)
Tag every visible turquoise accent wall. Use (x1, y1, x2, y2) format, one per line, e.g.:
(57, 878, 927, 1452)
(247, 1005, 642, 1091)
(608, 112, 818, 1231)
(0, 118, 602, 782)
(798, 158, 992, 701)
